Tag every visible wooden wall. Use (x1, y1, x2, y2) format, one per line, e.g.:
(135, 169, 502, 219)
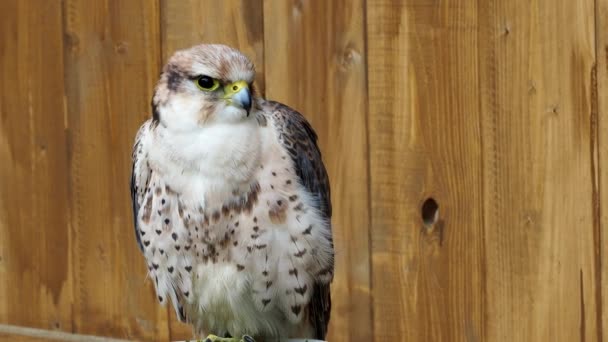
(0, 0, 605, 341)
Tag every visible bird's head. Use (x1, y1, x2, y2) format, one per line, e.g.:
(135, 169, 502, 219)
(152, 44, 256, 130)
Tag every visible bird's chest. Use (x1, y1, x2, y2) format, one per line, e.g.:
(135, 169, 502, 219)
(138, 128, 333, 337)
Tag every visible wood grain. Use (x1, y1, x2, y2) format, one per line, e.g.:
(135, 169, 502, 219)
(596, 0, 608, 340)
(479, 0, 600, 340)
(159, 1, 265, 338)
(0, 0, 72, 332)
(263, 1, 371, 341)
(0, 1, 605, 340)
(367, 1, 485, 340)
(62, 0, 167, 340)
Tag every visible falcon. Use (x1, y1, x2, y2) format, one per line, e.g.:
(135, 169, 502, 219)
(130, 44, 334, 341)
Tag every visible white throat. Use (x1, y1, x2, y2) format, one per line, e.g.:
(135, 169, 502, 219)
(146, 116, 262, 199)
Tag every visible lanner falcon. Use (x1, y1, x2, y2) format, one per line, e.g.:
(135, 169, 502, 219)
(130, 44, 334, 341)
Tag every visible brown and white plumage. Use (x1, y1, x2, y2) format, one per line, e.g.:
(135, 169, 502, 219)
(130, 44, 333, 340)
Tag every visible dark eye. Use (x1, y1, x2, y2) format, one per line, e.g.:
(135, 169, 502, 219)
(196, 75, 219, 91)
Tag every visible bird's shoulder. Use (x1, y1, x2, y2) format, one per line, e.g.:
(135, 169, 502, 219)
(258, 99, 332, 219)
(130, 119, 156, 251)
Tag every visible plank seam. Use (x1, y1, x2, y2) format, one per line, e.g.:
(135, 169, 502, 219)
(156, 1, 174, 340)
(478, 0, 499, 339)
(361, 0, 375, 339)
(259, 0, 266, 98)
(591, 0, 604, 336)
(59, 0, 86, 333)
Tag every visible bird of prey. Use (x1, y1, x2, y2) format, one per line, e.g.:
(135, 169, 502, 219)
(130, 44, 334, 341)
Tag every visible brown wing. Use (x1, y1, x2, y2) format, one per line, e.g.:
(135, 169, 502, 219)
(129, 120, 189, 322)
(262, 100, 333, 339)
(131, 121, 153, 252)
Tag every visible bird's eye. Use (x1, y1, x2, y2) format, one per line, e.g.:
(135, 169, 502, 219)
(196, 76, 219, 91)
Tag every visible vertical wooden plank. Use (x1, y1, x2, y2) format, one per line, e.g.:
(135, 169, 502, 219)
(264, 1, 371, 341)
(596, 0, 608, 339)
(63, 0, 168, 340)
(479, 0, 599, 341)
(160, 0, 266, 95)
(0, 0, 72, 332)
(367, 1, 485, 341)
(159, 1, 265, 338)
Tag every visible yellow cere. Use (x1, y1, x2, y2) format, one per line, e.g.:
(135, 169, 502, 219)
(223, 80, 249, 99)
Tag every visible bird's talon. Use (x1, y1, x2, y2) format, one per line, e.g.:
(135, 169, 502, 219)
(201, 335, 252, 342)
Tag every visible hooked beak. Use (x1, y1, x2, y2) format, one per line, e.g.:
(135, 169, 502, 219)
(223, 80, 252, 115)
